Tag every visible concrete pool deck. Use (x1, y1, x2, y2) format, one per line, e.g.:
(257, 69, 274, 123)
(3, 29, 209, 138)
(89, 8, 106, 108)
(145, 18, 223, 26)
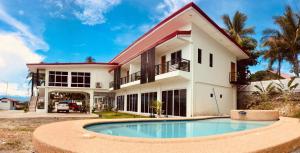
(33, 117, 300, 153)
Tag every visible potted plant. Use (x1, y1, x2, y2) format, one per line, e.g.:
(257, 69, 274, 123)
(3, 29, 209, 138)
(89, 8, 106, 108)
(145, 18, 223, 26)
(151, 100, 163, 118)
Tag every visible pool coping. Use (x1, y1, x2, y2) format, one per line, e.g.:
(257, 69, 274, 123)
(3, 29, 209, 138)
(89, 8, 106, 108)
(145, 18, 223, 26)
(33, 116, 300, 153)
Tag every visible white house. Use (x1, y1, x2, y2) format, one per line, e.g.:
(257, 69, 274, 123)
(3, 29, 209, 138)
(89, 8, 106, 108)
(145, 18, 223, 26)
(0, 98, 18, 110)
(26, 2, 249, 116)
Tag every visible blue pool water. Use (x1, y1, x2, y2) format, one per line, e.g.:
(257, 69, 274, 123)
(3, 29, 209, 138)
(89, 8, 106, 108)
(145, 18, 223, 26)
(85, 118, 274, 138)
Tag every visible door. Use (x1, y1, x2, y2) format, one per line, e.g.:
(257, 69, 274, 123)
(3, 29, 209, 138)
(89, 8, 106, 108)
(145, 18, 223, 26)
(231, 62, 236, 81)
(161, 56, 166, 74)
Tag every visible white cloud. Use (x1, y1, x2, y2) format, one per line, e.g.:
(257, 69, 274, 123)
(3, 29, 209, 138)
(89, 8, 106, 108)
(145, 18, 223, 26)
(0, 33, 44, 97)
(156, 0, 198, 20)
(0, 82, 29, 97)
(0, 4, 48, 51)
(0, 3, 46, 97)
(73, 0, 121, 25)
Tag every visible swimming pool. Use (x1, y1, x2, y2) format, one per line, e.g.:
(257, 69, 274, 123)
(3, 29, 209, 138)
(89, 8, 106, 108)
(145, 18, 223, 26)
(84, 118, 274, 138)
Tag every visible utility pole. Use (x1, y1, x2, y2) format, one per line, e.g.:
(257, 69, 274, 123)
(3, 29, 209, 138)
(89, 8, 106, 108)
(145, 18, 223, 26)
(0, 80, 8, 98)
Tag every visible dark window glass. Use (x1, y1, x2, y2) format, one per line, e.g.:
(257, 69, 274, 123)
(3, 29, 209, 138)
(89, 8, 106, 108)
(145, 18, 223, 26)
(145, 93, 149, 113)
(167, 90, 173, 115)
(141, 93, 145, 113)
(71, 72, 90, 88)
(179, 89, 186, 116)
(209, 53, 213, 67)
(198, 49, 202, 64)
(49, 75, 55, 83)
(174, 90, 180, 116)
(162, 91, 167, 115)
(48, 71, 68, 87)
(171, 50, 182, 64)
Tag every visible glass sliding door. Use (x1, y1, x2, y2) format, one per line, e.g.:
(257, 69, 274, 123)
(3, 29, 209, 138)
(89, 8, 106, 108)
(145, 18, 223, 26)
(167, 90, 173, 116)
(116, 95, 124, 111)
(141, 92, 157, 113)
(161, 89, 187, 117)
(174, 90, 180, 116)
(127, 94, 138, 112)
(162, 91, 167, 115)
(179, 89, 187, 116)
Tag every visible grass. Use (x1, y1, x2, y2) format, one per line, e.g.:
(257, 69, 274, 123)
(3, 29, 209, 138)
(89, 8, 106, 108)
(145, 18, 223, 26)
(94, 111, 149, 119)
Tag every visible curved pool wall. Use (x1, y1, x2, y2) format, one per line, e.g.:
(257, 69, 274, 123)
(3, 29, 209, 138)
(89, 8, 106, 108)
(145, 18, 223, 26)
(231, 110, 280, 121)
(84, 118, 274, 138)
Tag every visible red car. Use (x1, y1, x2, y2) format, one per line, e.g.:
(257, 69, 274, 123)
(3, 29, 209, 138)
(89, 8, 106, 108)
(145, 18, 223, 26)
(68, 103, 80, 111)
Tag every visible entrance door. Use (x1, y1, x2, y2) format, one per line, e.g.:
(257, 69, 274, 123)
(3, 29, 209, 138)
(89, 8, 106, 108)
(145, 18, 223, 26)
(231, 62, 236, 81)
(161, 55, 166, 74)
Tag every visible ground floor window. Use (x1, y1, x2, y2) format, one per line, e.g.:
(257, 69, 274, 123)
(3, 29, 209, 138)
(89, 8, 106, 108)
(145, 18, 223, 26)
(127, 94, 138, 112)
(116, 95, 124, 110)
(162, 89, 186, 117)
(141, 92, 157, 113)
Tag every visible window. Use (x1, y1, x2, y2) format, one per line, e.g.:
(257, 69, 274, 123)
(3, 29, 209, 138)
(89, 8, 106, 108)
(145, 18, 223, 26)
(116, 95, 124, 111)
(209, 53, 213, 67)
(162, 89, 186, 117)
(48, 71, 68, 87)
(141, 92, 157, 113)
(198, 49, 202, 64)
(71, 72, 90, 87)
(171, 50, 182, 64)
(127, 94, 138, 112)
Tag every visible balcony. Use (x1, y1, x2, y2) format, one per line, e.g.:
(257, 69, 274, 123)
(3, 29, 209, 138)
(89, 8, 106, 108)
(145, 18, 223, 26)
(155, 58, 190, 75)
(110, 58, 190, 90)
(229, 72, 237, 83)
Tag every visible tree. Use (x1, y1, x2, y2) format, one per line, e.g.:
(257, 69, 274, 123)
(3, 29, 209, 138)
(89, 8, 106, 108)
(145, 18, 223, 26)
(262, 6, 300, 77)
(261, 32, 288, 76)
(85, 56, 95, 63)
(276, 77, 299, 102)
(250, 70, 283, 81)
(253, 82, 277, 102)
(222, 11, 259, 84)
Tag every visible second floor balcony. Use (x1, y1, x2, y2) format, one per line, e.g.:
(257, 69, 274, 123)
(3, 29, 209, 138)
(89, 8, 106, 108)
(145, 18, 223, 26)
(110, 58, 190, 90)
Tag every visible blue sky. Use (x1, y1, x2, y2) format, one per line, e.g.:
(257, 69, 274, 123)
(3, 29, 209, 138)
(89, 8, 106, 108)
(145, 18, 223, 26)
(0, 0, 299, 98)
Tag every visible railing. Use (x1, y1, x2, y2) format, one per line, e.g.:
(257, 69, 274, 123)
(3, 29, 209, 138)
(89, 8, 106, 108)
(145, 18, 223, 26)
(109, 81, 114, 88)
(155, 58, 190, 75)
(229, 72, 237, 83)
(110, 59, 190, 88)
(120, 76, 129, 85)
(130, 71, 141, 82)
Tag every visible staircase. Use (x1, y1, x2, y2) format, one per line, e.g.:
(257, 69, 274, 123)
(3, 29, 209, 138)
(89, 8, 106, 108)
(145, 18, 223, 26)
(29, 96, 38, 112)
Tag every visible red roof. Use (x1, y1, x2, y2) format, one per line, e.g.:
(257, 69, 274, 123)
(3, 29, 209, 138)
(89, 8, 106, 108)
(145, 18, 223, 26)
(109, 2, 249, 64)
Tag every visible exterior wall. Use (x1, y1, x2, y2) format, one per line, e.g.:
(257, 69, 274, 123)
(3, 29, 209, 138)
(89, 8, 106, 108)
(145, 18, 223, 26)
(0, 100, 13, 110)
(36, 66, 112, 113)
(44, 66, 112, 89)
(191, 24, 237, 116)
(239, 78, 300, 93)
(115, 79, 192, 117)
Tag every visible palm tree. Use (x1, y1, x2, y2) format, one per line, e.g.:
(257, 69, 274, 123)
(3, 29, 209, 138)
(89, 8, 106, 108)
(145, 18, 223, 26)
(222, 11, 259, 84)
(85, 56, 95, 63)
(276, 77, 299, 102)
(261, 32, 288, 76)
(262, 6, 300, 77)
(222, 11, 256, 50)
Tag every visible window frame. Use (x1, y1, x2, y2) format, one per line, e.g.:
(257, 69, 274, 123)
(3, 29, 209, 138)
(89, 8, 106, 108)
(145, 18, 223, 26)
(48, 71, 68, 87)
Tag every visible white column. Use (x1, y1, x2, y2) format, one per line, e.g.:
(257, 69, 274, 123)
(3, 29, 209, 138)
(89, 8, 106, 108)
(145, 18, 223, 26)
(89, 91, 94, 113)
(124, 92, 127, 111)
(44, 88, 49, 113)
(137, 90, 141, 113)
(68, 70, 71, 87)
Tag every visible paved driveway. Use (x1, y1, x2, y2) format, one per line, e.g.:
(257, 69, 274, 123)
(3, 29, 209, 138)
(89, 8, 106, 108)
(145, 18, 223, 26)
(0, 110, 98, 118)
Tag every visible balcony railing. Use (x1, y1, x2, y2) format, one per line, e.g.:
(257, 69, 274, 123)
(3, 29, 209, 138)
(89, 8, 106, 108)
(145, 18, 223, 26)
(229, 72, 237, 83)
(130, 71, 141, 82)
(155, 58, 190, 75)
(109, 81, 114, 88)
(111, 58, 190, 89)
